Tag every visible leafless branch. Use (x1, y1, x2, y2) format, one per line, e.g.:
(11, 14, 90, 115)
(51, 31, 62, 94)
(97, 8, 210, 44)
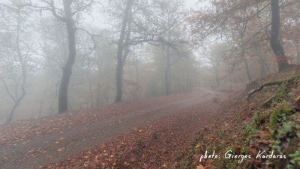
(40, 0, 66, 22)
(0, 78, 16, 102)
(71, 0, 94, 15)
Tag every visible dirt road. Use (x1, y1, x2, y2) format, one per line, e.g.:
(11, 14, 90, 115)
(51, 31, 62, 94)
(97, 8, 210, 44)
(0, 88, 224, 169)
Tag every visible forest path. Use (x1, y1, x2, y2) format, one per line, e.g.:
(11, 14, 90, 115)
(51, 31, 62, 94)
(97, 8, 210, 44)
(0, 87, 226, 169)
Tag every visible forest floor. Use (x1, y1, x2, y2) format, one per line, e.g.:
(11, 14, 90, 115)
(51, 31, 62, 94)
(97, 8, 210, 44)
(178, 67, 300, 169)
(0, 87, 242, 169)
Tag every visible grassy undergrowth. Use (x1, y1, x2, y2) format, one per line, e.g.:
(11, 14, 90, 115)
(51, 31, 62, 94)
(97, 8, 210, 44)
(175, 69, 300, 169)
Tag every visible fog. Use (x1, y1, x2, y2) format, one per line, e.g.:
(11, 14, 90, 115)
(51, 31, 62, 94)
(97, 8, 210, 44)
(0, 0, 295, 124)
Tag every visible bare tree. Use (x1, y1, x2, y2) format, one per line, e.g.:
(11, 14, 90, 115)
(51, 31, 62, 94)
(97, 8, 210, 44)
(0, 2, 31, 123)
(115, 0, 134, 102)
(111, 0, 186, 100)
(39, 0, 94, 113)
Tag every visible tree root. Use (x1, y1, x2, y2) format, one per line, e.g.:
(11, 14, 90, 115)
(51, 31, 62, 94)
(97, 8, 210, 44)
(246, 75, 300, 101)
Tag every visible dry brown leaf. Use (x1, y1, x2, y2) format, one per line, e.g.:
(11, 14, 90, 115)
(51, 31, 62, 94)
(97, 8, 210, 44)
(130, 157, 136, 162)
(94, 156, 99, 163)
(124, 161, 129, 166)
(57, 147, 65, 152)
(197, 164, 205, 169)
(28, 150, 35, 153)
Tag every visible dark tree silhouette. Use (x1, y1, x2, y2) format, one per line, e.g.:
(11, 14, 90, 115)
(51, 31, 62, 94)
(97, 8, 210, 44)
(115, 0, 134, 103)
(270, 0, 290, 71)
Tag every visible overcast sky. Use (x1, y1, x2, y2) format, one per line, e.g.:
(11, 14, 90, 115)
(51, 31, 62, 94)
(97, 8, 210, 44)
(185, 0, 198, 8)
(84, 0, 200, 29)
(1, 0, 200, 30)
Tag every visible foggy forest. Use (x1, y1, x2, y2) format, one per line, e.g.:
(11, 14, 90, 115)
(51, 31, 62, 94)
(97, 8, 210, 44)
(0, 0, 300, 168)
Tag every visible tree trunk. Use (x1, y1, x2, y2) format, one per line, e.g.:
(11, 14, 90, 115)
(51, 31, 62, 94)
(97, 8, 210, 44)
(115, 0, 134, 102)
(96, 82, 101, 106)
(270, 0, 290, 72)
(58, 0, 76, 113)
(296, 41, 300, 65)
(115, 56, 124, 102)
(165, 48, 170, 95)
(134, 55, 140, 98)
(6, 99, 21, 124)
(165, 68, 170, 95)
(88, 80, 93, 108)
(5, 9, 26, 124)
(212, 63, 220, 86)
(165, 12, 171, 95)
(241, 48, 252, 82)
(256, 46, 271, 76)
(244, 58, 252, 82)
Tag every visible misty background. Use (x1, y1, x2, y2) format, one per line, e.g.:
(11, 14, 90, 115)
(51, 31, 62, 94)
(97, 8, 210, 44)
(0, 0, 295, 124)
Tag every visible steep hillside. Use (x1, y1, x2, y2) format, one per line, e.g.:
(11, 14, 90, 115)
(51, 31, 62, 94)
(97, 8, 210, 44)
(179, 67, 300, 169)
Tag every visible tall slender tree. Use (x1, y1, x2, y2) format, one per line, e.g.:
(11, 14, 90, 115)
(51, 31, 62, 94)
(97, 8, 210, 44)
(0, 1, 32, 123)
(189, 0, 298, 72)
(111, 0, 181, 102)
(39, 0, 94, 113)
(270, 0, 290, 71)
(115, 0, 134, 102)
